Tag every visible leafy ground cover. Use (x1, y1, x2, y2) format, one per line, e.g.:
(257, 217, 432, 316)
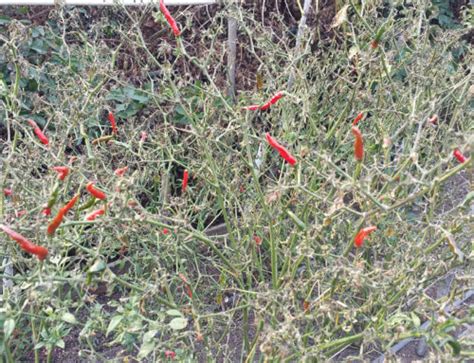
(0, 1, 472, 361)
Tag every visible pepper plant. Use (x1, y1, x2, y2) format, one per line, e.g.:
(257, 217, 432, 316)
(0, 2, 472, 361)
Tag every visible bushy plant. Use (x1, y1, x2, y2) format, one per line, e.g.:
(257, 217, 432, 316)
(0, 2, 471, 361)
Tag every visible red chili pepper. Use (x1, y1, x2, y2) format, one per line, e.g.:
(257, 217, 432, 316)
(28, 119, 49, 146)
(265, 133, 297, 166)
(182, 169, 189, 193)
(3, 188, 12, 196)
(107, 111, 118, 135)
(85, 208, 105, 221)
(351, 126, 364, 161)
(159, 0, 181, 37)
(260, 91, 284, 111)
(352, 112, 364, 126)
(0, 224, 48, 260)
(243, 91, 284, 111)
(63, 194, 79, 213)
(114, 166, 128, 177)
(303, 300, 310, 313)
(253, 235, 262, 246)
(178, 273, 188, 284)
(184, 285, 193, 298)
(164, 351, 176, 359)
(47, 194, 79, 235)
(15, 210, 27, 218)
(178, 273, 192, 298)
(453, 149, 467, 163)
(354, 226, 377, 248)
(428, 115, 438, 125)
(52, 166, 70, 181)
(86, 182, 107, 200)
(242, 105, 260, 111)
(127, 200, 138, 208)
(48, 211, 65, 235)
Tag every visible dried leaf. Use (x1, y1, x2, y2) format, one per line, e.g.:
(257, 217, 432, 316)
(348, 46, 359, 60)
(327, 191, 345, 215)
(256, 72, 264, 91)
(331, 5, 350, 28)
(299, 146, 310, 158)
(385, 227, 396, 238)
(266, 189, 281, 204)
(444, 230, 464, 262)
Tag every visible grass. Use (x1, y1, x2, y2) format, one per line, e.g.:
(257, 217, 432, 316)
(0, 1, 472, 361)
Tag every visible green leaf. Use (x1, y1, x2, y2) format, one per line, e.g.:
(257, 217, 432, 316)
(3, 319, 15, 340)
(56, 338, 65, 349)
(61, 312, 77, 325)
(31, 26, 45, 38)
(129, 92, 149, 103)
(89, 259, 107, 273)
(410, 312, 421, 328)
(447, 339, 461, 356)
(106, 90, 127, 102)
(175, 105, 186, 116)
(166, 309, 183, 317)
(461, 191, 474, 207)
(169, 317, 187, 330)
(119, 86, 149, 104)
(286, 210, 306, 230)
(31, 39, 48, 55)
(138, 330, 158, 359)
(388, 313, 410, 326)
(106, 315, 123, 337)
(0, 16, 11, 25)
(34, 342, 45, 350)
(116, 103, 128, 112)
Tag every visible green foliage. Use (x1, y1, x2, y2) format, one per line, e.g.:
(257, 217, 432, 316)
(106, 85, 150, 118)
(431, 0, 459, 28)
